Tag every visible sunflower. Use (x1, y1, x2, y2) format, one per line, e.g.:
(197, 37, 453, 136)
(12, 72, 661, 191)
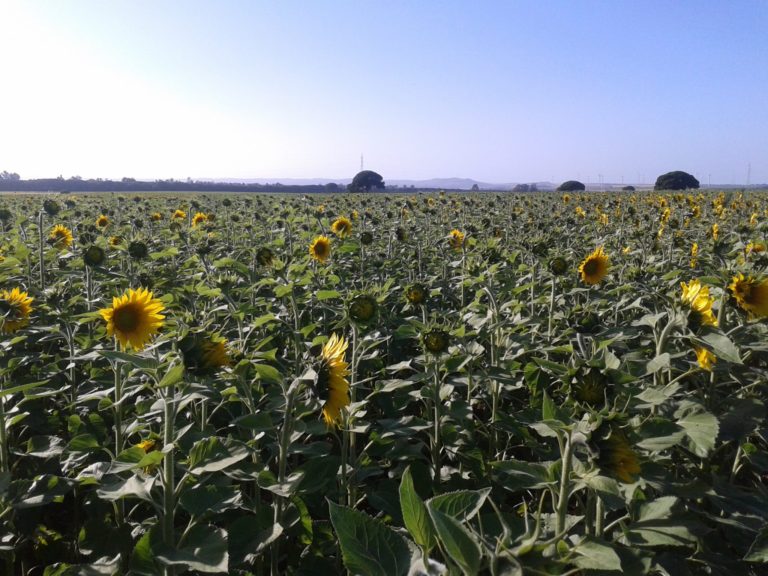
(181, 333, 231, 375)
(349, 294, 377, 323)
(172, 209, 186, 220)
(331, 216, 352, 238)
(96, 215, 109, 228)
(309, 235, 331, 263)
(192, 212, 208, 227)
(448, 229, 465, 251)
(136, 439, 156, 453)
(596, 428, 641, 484)
(0, 287, 33, 334)
(680, 279, 717, 328)
(109, 236, 124, 248)
(256, 247, 274, 266)
(711, 222, 719, 240)
(317, 333, 350, 427)
(99, 287, 166, 351)
(48, 224, 73, 250)
(578, 246, 609, 285)
(405, 284, 426, 305)
(690, 242, 698, 268)
(83, 245, 106, 267)
(694, 346, 716, 371)
(729, 273, 768, 317)
(423, 329, 450, 355)
(151, 212, 163, 221)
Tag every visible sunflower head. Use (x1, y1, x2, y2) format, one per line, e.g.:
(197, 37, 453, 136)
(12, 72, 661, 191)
(48, 224, 73, 250)
(43, 199, 61, 216)
(309, 236, 331, 263)
(595, 427, 641, 484)
(172, 209, 186, 220)
(360, 231, 373, 246)
(578, 246, 610, 285)
(694, 346, 716, 371)
(395, 226, 408, 242)
(256, 247, 274, 266)
(316, 333, 350, 427)
(423, 329, 450, 355)
(128, 241, 149, 260)
(99, 287, 165, 351)
(572, 368, 607, 405)
(180, 333, 231, 376)
(729, 273, 768, 318)
(405, 284, 427, 305)
(680, 279, 717, 330)
(192, 212, 208, 227)
(448, 229, 465, 251)
(549, 256, 568, 276)
(331, 216, 353, 238)
(151, 212, 163, 221)
(349, 294, 377, 323)
(0, 287, 33, 334)
(109, 236, 124, 248)
(83, 245, 106, 267)
(96, 215, 109, 228)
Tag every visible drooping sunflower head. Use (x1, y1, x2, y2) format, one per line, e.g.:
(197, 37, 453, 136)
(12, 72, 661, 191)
(309, 235, 331, 263)
(43, 199, 60, 216)
(96, 215, 109, 228)
(349, 294, 377, 324)
(448, 229, 465, 251)
(83, 245, 106, 267)
(331, 216, 352, 238)
(572, 368, 608, 406)
(405, 283, 427, 305)
(578, 246, 610, 285)
(316, 333, 350, 427)
(172, 209, 187, 220)
(729, 273, 768, 318)
(595, 427, 641, 484)
(256, 247, 274, 266)
(192, 212, 208, 227)
(99, 287, 165, 351)
(423, 328, 450, 355)
(694, 346, 716, 371)
(0, 287, 33, 334)
(48, 224, 73, 250)
(680, 279, 717, 329)
(128, 241, 149, 260)
(180, 333, 231, 376)
(549, 256, 568, 276)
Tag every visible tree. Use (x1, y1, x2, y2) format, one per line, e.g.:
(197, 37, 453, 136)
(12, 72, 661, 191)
(622, 185, 636, 191)
(557, 180, 586, 192)
(471, 183, 480, 191)
(348, 170, 385, 193)
(654, 171, 699, 191)
(513, 184, 530, 192)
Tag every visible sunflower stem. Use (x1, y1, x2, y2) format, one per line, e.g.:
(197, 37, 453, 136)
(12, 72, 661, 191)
(348, 324, 359, 507)
(432, 357, 442, 494)
(162, 383, 176, 575)
(555, 429, 574, 537)
(0, 377, 9, 475)
(38, 210, 46, 290)
(548, 277, 557, 343)
(112, 346, 125, 527)
(272, 383, 296, 576)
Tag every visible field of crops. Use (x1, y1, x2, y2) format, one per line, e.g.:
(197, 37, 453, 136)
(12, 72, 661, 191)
(0, 189, 767, 575)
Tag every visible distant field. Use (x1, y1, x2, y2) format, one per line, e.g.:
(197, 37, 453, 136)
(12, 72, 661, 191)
(0, 189, 766, 574)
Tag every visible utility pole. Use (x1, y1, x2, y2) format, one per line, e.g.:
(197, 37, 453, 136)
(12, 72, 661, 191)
(360, 154, 364, 172)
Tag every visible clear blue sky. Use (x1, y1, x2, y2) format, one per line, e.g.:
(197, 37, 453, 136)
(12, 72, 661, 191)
(1, 0, 766, 185)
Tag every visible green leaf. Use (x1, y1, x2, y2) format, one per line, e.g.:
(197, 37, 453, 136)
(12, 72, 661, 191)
(399, 466, 435, 552)
(644, 353, 670, 375)
(316, 289, 341, 300)
(427, 489, 490, 522)
(328, 500, 411, 576)
(253, 363, 282, 384)
(677, 411, 719, 457)
(98, 350, 159, 370)
(187, 437, 250, 475)
(542, 390, 556, 421)
(157, 363, 185, 388)
(745, 527, 768, 562)
(155, 524, 229, 573)
(427, 507, 481, 575)
(695, 329, 742, 364)
(572, 537, 623, 571)
(179, 483, 243, 517)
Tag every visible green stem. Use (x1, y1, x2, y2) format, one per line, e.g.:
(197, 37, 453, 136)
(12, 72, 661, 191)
(432, 358, 442, 494)
(38, 211, 46, 290)
(555, 430, 574, 536)
(0, 378, 8, 475)
(272, 385, 296, 576)
(548, 277, 556, 343)
(348, 324, 359, 507)
(163, 384, 176, 576)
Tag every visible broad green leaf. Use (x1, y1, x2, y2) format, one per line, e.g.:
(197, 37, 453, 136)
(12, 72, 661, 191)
(399, 466, 435, 552)
(572, 537, 623, 571)
(155, 524, 229, 573)
(187, 437, 250, 475)
(678, 411, 719, 457)
(695, 330, 742, 364)
(745, 527, 768, 562)
(427, 489, 490, 522)
(157, 363, 185, 388)
(328, 501, 411, 576)
(179, 483, 243, 517)
(427, 507, 482, 575)
(98, 350, 159, 370)
(316, 289, 341, 300)
(253, 363, 282, 384)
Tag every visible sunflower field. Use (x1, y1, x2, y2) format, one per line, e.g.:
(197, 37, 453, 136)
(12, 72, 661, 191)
(0, 189, 768, 575)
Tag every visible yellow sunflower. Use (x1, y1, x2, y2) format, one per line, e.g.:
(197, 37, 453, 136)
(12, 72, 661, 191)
(680, 279, 717, 328)
(331, 216, 352, 238)
(192, 212, 208, 227)
(448, 229, 465, 251)
(96, 215, 109, 228)
(172, 209, 186, 220)
(690, 243, 698, 268)
(99, 287, 166, 351)
(694, 346, 716, 371)
(151, 212, 163, 221)
(109, 236, 124, 248)
(48, 224, 73, 250)
(711, 222, 719, 240)
(201, 338, 230, 371)
(578, 246, 610, 285)
(0, 287, 33, 334)
(729, 273, 768, 317)
(318, 333, 350, 427)
(309, 235, 331, 263)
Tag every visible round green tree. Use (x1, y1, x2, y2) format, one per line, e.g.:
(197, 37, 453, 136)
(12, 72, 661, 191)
(654, 171, 699, 191)
(349, 170, 385, 192)
(557, 180, 586, 192)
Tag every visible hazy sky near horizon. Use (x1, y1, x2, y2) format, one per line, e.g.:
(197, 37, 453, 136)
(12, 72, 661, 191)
(1, 1, 766, 185)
